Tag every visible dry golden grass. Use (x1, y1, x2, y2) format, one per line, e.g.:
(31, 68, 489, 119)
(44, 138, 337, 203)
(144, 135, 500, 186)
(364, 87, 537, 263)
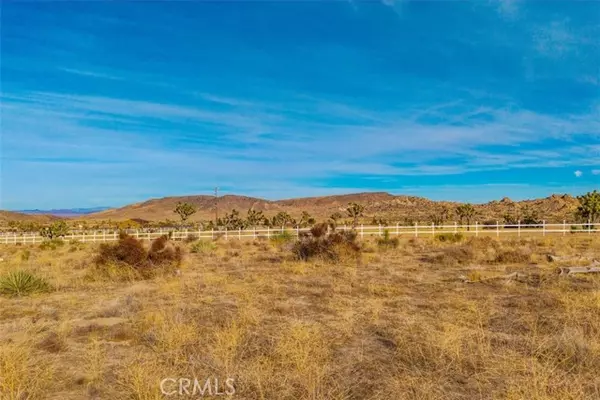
(0, 235, 599, 399)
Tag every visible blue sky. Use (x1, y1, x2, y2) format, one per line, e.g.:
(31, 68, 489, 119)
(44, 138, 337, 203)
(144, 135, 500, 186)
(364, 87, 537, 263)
(1, 0, 599, 209)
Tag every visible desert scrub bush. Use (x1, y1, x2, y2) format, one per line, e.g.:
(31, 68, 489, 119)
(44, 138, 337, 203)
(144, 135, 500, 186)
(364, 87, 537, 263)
(494, 248, 532, 264)
(184, 234, 199, 243)
(0, 270, 51, 297)
(39, 238, 65, 251)
(376, 230, 399, 250)
(429, 245, 476, 266)
(20, 249, 31, 261)
(465, 236, 501, 252)
(435, 232, 464, 243)
(270, 230, 294, 247)
(68, 240, 85, 252)
(94, 234, 182, 279)
(292, 228, 361, 262)
(190, 240, 217, 254)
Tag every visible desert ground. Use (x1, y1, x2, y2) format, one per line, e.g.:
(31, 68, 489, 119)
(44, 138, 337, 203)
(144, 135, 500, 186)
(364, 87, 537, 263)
(1, 232, 599, 400)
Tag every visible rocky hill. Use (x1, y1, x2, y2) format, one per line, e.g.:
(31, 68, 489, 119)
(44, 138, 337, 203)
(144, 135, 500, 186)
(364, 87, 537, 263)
(77, 192, 582, 224)
(0, 211, 61, 225)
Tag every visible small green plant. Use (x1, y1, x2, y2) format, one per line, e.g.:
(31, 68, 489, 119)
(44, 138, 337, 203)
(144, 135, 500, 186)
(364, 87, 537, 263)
(376, 230, 399, 250)
(21, 249, 31, 261)
(436, 233, 464, 243)
(68, 240, 85, 252)
(0, 270, 51, 297)
(270, 230, 294, 247)
(190, 240, 217, 254)
(39, 239, 65, 251)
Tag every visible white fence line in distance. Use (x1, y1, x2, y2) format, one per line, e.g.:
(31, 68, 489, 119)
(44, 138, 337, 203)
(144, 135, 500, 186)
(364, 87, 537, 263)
(0, 221, 598, 245)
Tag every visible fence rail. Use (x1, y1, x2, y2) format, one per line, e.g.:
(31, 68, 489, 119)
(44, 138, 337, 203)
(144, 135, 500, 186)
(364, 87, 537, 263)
(0, 221, 598, 245)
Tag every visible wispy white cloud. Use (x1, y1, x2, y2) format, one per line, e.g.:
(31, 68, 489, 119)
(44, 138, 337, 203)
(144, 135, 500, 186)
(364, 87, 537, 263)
(592, 170, 600, 175)
(574, 170, 583, 178)
(3, 91, 599, 176)
(59, 68, 125, 80)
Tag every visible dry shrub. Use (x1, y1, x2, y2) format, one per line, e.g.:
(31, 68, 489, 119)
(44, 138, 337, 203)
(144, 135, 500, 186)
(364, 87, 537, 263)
(94, 234, 182, 279)
(436, 232, 464, 243)
(377, 230, 399, 250)
(466, 236, 501, 251)
(494, 248, 532, 264)
(310, 222, 329, 238)
(36, 331, 66, 353)
(292, 229, 361, 262)
(148, 235, 183, 266)
(430, 245, 476, 266)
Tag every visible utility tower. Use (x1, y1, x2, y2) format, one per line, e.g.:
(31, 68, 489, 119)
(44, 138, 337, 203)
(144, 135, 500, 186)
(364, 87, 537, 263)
(214, 187, 219, 224)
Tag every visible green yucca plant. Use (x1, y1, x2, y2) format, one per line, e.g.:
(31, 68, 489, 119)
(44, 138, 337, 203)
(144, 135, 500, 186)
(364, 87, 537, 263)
(190, 240, 217, 254)
(0, 270, 51, 297)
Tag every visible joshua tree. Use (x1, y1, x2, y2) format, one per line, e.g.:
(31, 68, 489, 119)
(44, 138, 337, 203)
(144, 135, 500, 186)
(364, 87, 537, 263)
(346, 202, 365, 228)
(329, 212, 343, 223)
(272, 211, 294, 227)
(577, 190, 600, 223)
(299, 211, 316, 227)
(174, 202, 197, 225)
(222, 209, 246, 230)
(429, 206, 450, 226)
(246, 208, 265, 228)
(39, 220, 70, 240)
(455, 203, 476, 230)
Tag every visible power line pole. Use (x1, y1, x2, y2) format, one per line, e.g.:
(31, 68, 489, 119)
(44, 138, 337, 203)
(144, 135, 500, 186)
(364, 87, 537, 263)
(214, 187, 219, 224)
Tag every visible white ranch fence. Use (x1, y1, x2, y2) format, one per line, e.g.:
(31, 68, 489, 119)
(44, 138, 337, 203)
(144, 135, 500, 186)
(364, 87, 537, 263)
(0, 221, 598, 245)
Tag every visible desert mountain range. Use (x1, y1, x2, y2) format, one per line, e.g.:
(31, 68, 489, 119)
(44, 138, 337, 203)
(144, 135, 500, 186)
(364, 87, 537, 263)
(1, 192, 583, 225)
(66, 192, 583, 224)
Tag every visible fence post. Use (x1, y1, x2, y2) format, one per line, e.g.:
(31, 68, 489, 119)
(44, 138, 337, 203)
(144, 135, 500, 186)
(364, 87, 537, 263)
(414, 222, 418, 238)
(267, 226, 270, 238)
(475, 221, 479, 237)
(296, 225, 299, 237)
(542, 220, 546, 236)
(82, 232, 85, 243)
(431, 222, 435, 237)
(212, 228, 214, 240)
(225, 228, 228, 240)
(454, 221, 457, 234)
(496, 221, 499, 237)
(396, 223, 399, 236)
(238, 227, 241, 240)
(379, 224, 382, 236)
(361, 224, 364, 239)
(589, 219, 592, 235)
(518, 220, 521, 238)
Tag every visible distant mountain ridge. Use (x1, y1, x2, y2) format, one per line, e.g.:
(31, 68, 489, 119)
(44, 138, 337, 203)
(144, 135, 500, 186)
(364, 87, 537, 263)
(1, 192, 584, 225)
(19, 207, 111, 217)
(78, 192, 581, 224)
